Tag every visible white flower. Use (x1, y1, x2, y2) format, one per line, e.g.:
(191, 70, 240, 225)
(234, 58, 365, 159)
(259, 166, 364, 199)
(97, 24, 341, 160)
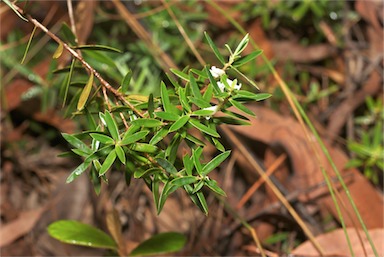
(217, 78, 242, 92)
(209, 66, 225, 78)
(202, 105, 219, 120)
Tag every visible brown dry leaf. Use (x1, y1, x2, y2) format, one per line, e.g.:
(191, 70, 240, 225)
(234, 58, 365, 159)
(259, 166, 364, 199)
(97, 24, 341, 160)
(0, 206, 45, 247)
(271, 41, 337, 63)
(292, 228, 384, 256)
(226, 106, 383, 229)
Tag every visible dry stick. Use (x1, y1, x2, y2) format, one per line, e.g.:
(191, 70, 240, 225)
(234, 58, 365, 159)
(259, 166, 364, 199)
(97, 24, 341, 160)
(12, 3, 145, 118)
(236, 153, 287, 210)
(221, 126, 326, 256)
(161, 0, 206, 67)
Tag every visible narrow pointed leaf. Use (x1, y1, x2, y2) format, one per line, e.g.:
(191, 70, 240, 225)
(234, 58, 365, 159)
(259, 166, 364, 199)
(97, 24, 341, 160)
(192, 180, 205, 194)
(73, 45, 122, 53)
(149, 127, 169, 145)
(99, 149, 116, 176)
(155, 158, 177, 174)
(233, 91, 272, 101)
(178, 87, 191, 112)
(189, 72, 203, 99)
(189, 119, 220, 137)
(130, 232, 186, 256)
(232, 50, 263, 67)
(62, 133, 92, 154)
(134, 167, 161, 179)
(205, 179, 227, 196)
(121, 131, 149, 145)
(131, 118, 163, 128)
(130, 143, 158, 153)
(66, 161, 91, 183)
(48, 220, 117, 250)
(148, 93, 154, 118)
(170, 69, 189, 82)
(115, 145, 126, 164)
(169, 115, 189, 132)
(157, 181, 178, 214)
(77, 72, 94, 111)
(155, 111, 179, 121)
(90, 133, 114, 145)
(121, 69, 132, 94)
(104, 111, 120, 141)
(160, 81, 172, 112)
(3, 0, 28, 22)
(61, 22, 77, 45)
(202, 150, 231, 176)
(21, 25, 37, 64)
(205, 66, 221, 95)
(196, 191, 208, 215)
(229, 99, 256, 117)
(204, 32, 225, 64)
(171, 176, 197, 187)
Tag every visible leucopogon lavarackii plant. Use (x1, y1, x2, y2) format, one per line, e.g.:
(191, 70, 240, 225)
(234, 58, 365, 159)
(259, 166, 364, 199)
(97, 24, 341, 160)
(59, 32, 271, 215)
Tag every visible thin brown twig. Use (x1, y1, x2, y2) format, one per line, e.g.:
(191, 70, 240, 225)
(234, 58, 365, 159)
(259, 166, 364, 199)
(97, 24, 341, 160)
(11, 2, 145, 118)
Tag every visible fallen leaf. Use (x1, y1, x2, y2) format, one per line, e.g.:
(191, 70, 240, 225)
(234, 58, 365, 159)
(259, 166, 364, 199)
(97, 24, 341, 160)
(292, 228, 384, 256)
(0, 206, 45, 247)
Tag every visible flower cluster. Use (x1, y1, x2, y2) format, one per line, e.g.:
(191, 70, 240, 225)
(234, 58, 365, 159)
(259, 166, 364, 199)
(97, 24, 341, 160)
(209, 66, 242, 92)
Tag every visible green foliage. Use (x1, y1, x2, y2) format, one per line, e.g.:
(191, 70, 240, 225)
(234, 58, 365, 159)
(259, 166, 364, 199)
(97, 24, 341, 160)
(346, 97, 384, 185)
(47, 220, 186, 256)
(57, 32, 270, 215)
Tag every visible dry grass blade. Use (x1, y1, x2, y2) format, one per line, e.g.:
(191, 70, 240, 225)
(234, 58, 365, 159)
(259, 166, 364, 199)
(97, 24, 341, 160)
(111, 0, 177, 71)
(221, 126, 326, 256)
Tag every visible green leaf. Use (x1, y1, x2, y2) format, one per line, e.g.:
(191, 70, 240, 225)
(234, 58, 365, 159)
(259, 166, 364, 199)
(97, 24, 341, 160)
(134, 167, 161, 179)
(169, 115, 190, 132)
(47, 220, 117, 250)
(155, 158, 178, 174)
(232, 50, 263, 67)
(121, 131, 149, 145)
(152, 174, 160, 211)
(120, 68, 132, 94)
(21, 25, 37, 64)
(148, 93, 154, 118)
(192, 180, 205, 194)
(115, 145, 126, 164)
(233, 91, 272, 101)
(99, 149, 117, 176)
(130, 143, 158, 153)
(62, 133, 92, 154)
(90, 133, 115, 145)
(203, 83, 213, 102)
(60, 59, 76, 107)
(178, 87, 191, 112)
(212, 138, 225, 152)
(192, 109, 216, 116)
(66, 161, 91, 183)
(214, 116, 250, 126)
(188, 97, 211, 109)
(60, 22, 77, 45)
(170, 69, 190, 82)
(196, 191, 208, 215)
(171, 176, 197, 187)
(233, 33, 249, 56)
(160, 81, 172, 113)
(131, 118, 163, 128)
(149, 127, 169, 145)
(192, 147, 203, 175)
(104, 111, 120, 141)
(191, 68, 208, 78)
(130, 232, 186, 256)
(73, 45, 122, 53)
(202, 150, 231, 176)
(189, 72, 203, 100)
(157, 181, 178, 214)
(189, 119, 220, 137)
(204, 32, 225, 65)
(185, 133, 205, 146)
(229, 99, 256, 117)
(155, 111, 180, 121)
(3, 0, 28, 22)
(183, 154, 193, 176)
(77, 72, 94, 111)
(205, 179, 227, 196)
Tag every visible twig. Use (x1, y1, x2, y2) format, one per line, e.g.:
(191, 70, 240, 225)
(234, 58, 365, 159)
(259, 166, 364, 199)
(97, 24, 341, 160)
(11, 2, 145, 118)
